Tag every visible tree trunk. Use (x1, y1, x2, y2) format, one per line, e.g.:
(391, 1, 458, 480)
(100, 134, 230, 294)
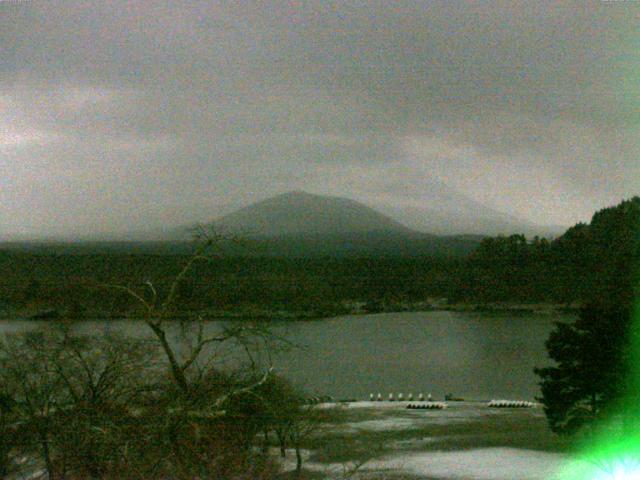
(295, 442, 302, 477)
(40, 431, 55, 480)
(262, 429, 269, 454)
(149, 324, 189, 392)
(276, 429, 286, 458)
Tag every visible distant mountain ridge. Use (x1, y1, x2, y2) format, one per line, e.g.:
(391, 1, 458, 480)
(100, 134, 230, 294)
(0, 190, 564, 257)
(213, 191, 412, 237)
(366, 179, 565, 238)
(196, 191, 479, 257)
(3, 188, 564, 244)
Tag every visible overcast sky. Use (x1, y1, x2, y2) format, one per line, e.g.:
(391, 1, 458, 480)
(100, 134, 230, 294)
(1, 1, 638, 238)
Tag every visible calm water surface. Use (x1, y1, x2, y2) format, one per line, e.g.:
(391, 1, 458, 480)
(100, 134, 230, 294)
(0, 311, 572, 401)
(271, 311, 571, 401)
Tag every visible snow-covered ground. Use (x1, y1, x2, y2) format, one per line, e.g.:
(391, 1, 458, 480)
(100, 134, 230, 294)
(343, 417, 424, 432)
(323, 400, 548, 430)
(281, 447, 582, 480)
(287, 401, 582, 479)
(365, 448, 576, 480)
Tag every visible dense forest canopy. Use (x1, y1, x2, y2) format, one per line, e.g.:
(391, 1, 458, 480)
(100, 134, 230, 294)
(0, 197, 638, 320)
(454, 197, 640, 305)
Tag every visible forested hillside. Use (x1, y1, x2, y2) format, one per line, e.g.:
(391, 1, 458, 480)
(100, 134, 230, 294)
(1, 197, 637, 320)
(0, 253, 464, 320)
(452, 197, 640, 305)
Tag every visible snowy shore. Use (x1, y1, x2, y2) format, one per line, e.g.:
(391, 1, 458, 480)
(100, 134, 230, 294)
(282, 400, 586, 480)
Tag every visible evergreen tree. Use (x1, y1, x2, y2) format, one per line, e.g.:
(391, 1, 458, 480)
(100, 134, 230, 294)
(535, 303, 631, 435)
(535, 197, 640, 435)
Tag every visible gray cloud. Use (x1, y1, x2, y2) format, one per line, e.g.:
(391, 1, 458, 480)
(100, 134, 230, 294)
(1, 1, 638, 238)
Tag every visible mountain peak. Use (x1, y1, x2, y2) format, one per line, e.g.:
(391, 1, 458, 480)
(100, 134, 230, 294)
(214, 192, 411, 237)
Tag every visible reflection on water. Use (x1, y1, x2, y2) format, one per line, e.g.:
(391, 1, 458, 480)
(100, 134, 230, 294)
(0, 310, 572, 401)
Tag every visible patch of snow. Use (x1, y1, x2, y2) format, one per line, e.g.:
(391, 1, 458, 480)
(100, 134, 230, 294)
(323, 401, 539, 434)
(274, 448, 313, 473)
(344, 417, 420, 432)
(362, 448, 579, 480)
(282, 447, 583, 480)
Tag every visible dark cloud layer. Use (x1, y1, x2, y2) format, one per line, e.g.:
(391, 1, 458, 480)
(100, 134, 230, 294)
(1, 1, 638, 238)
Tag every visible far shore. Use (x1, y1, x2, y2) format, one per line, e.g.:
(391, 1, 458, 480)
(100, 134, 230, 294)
(3, 300, 580, 323)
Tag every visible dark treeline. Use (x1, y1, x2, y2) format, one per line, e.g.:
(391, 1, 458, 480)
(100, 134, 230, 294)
(1, 196, 638, 320)
(0, 253, 464, 319)
(453, 196, 640, 305)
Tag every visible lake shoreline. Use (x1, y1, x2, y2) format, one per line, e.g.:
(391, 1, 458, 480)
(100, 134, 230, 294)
(5, 300, 580, 322)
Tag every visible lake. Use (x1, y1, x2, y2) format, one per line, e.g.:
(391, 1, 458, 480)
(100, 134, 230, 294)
(270, 311, 570, 401)
(0, 310, 572, 402)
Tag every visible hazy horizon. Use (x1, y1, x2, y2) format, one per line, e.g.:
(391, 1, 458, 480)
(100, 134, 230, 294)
(2, 2, 638, 239)
(0, 188, 610, 242)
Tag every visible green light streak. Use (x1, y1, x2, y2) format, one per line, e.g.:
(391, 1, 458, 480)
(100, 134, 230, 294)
(552, 248, 640, 479)
(554, 435, 640, 479)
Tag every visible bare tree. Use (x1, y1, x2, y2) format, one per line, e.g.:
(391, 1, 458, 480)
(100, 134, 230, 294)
(98, 232, 289, 477)
(0, 324, 159, 480)
(0, 233, 294, 479)
(101, 235, 277, 398)
(50, 325, 158, 479)
(0, 330, 68, 480)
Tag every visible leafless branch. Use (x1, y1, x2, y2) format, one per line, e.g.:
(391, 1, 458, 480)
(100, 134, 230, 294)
(98, 283, 153, 316)
(211, 366, 274, 411)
